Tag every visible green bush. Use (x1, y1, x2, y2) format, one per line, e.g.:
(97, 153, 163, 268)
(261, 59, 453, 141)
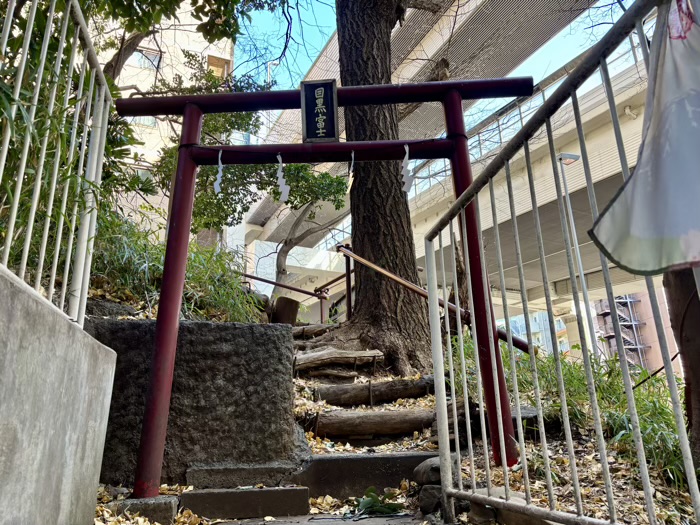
(92, 210, 260, 323)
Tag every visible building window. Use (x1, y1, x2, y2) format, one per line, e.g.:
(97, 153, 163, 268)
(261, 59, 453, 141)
(129, 48, 162, 70)
(128, 115, 157, 128)
(207, 55, 232, 78)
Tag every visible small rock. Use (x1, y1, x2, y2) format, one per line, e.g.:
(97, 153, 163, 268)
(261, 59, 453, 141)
(106, 485, 131, 499)
(419, 485, 442, 515)
(425, 513, 442, 525)
(419, 485, 470, 517)
(413, 456, 441, 485)
(413, 454, 458, 486)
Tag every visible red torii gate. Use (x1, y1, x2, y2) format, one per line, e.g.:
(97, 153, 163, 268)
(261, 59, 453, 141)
(115, 77, 533, 498)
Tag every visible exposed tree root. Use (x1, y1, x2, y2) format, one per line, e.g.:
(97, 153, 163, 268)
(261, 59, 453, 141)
(309, 318, 432, 377)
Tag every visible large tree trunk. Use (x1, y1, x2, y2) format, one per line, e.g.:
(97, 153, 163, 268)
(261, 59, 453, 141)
(663, 268, 700, 466)
(335, 0, 431, 375)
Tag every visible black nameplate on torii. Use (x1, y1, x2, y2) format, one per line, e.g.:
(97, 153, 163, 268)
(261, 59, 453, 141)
(301, 79, 339, 143)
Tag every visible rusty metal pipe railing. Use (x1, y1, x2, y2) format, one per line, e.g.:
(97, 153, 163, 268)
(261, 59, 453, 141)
(336, 245, 533, 355)
(239, 272, 329, 323)
(238, 272, 329, 299)
(314, 268, 355, 295)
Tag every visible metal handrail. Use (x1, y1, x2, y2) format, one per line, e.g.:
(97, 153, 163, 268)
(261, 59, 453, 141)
(313, 268, 354, 295)
(336, 245, 533, 355)
(238, 272, 328, 299)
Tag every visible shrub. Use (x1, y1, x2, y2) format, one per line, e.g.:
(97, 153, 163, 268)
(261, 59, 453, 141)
(91, 210, 260, 323)
(449, 335, 690, 490)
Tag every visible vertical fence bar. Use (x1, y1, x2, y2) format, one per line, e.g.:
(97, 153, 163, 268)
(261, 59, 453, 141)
(133, 104, 204, 499)
(439, 230, 463, 491)
(77, 95, 112, 325)
(444, 88, 516, 467)
(629, 35, 639, 64)
(523, 139, 582, 515)
(2, 0, 58, 268)
(59, 68, 95, 309)
(488, 178, 531, 503)
(68, 84, 106, 318)
(19, 4, 73, 280)
(425, 236, 456, 522)
(0, 0, 40, 190)
(459, 209, 492, 495)
(558, 159, 601, 361)
(557, 138, 619, 520)
(36, 26, 81, 291)
(474, 196, 510, 498)
(573, 89, 639, 512)
(0, 0, 17, 66)
(600, 56, 700, 521)
(546, 119, 610, 518)
(635, 19, 650, 70)
(448, 220, 476, 494)
(504, 148, 555, 509)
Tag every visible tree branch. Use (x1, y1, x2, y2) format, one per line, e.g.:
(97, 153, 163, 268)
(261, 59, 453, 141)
(289, 208, 351, 246)
(274, 206, 351, 294)
(287, 202, 317, 241)
(103, 30, 158, 80)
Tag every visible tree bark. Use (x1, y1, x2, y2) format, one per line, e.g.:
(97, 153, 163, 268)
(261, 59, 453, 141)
(335, 0, 431, 375)
(315, 376, 435, 406)
(316, 408, 434, 437)
(663, 268, 700, 466)
(103, 31, 157, 80)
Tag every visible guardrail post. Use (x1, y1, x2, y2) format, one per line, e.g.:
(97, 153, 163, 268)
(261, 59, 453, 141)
(133, 103, 203, 498)
(443, 89, 517, 466)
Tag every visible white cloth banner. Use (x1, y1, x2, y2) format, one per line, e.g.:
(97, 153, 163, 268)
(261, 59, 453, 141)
(590, 0, 700, 274)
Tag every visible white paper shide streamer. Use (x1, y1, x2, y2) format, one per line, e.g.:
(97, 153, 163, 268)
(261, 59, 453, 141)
(401, 144, 415, 192)
(276, 154, 290, 203)
(214, 149, 223, 195)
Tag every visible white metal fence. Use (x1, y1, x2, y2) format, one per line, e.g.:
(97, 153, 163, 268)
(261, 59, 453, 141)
(424, 0, 700, 523)
(0, 0, 111, 325)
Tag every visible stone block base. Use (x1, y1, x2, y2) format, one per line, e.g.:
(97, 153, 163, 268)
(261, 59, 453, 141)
(181, 487, 310, 519)
(106, 496, 178, 525)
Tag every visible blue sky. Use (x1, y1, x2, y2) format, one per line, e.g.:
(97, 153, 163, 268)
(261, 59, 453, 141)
(236, 0, 633, 92)
(234, 2, 337, 88)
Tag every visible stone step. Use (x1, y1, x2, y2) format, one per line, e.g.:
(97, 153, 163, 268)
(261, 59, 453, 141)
(180, 487, 310, 520)
(185, 452, 438, 500)
(292, 452, 437, 499)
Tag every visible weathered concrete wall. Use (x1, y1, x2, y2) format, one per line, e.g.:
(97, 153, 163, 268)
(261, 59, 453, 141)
(85, 319, 309, 485)
(0, 266, 116, 525)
